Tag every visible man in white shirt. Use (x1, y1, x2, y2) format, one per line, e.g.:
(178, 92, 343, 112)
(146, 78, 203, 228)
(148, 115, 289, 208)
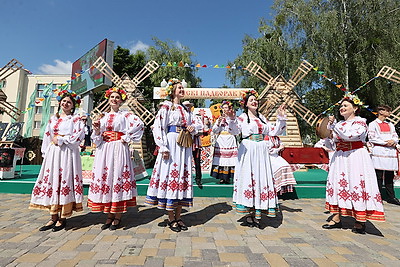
(368, 105, 400, 205)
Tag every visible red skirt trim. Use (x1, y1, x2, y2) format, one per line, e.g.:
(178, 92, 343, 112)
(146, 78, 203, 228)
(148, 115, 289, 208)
(325, 202, 385, 222)
(88, 198, 136, 213)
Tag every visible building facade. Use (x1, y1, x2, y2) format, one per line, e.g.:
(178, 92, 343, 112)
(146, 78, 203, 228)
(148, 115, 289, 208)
(0, 69, 71, 137)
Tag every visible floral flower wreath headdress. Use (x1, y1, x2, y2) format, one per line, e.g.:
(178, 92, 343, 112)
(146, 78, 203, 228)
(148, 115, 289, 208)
(240, 89, 259, 106)
(55, 89, 81, 108)
(221, 100, 233, 108)
(105, 87, 127, 101)
(164, 78, 181, 100)
(341, 91, 368, 108)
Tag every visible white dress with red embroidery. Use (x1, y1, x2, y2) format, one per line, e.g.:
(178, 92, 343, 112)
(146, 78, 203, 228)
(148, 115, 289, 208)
(368, 118, 399, 171)
(145, 101, 201, 210)
(325, 116, 385, 222)
(29, 114, 85, 218)
(211, 117, 239, 166)
(88, 111, 144, 213)
(265, 136, 298, 194)
(232, 113, 287, 219)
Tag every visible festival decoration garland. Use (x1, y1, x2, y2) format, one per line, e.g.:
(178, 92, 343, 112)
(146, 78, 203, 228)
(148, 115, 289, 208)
(312, 66, 378, 115)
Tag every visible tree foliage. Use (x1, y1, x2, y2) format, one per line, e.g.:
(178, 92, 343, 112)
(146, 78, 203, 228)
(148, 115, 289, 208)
(228, 0, 400, 139)
(110, 38, 202, 110)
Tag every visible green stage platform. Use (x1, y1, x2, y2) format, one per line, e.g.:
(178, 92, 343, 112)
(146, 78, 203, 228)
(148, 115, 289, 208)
(1, 165, 398, 198)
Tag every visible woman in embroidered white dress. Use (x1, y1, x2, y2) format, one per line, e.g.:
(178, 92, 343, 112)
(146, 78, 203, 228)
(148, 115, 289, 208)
(29, 90, 84, 232)
(323, 93, 385, 234)
(88, 88, 144, 230)
(211, 101, 238, 184)
(232, 90, 287, 228)
(265, 136, 298, 194)
(145, 78, 200, 232)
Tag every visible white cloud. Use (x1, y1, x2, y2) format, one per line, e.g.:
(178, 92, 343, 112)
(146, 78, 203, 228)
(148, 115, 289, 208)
(129, 41, 150, 53)
(175, 41, 184, 49)
(38, 59, 72, 74)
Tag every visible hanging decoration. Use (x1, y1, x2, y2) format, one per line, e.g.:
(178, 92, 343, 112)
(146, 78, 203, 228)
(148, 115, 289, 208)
(159, 61, 243, 70)
(311, 66, 379, 115)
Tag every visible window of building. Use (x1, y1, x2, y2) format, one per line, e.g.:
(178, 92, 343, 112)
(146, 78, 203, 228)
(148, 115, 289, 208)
(34, 121, 41, 129)
(36, 84, 59, 98)
(35, 106, 42, 114)
(50, 106, 55, 114)
(0, 80, 6, 89)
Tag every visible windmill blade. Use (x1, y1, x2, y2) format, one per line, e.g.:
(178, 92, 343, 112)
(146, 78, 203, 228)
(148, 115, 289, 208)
(126, 97, 155, 126)
(377, 66, 400, 84)
(0, 90, 22, 120)
(131, 60, 159, 89)
(92, 57, 124, 87)
(259, 91, 282, 115)
(387, 105, 400, 125)
(0, 58, 24, 81)
(246, 61, 274, 84)
(286, 60, 314, 91)
(90, 98, 110, 119)
(282, 94, 319, 127)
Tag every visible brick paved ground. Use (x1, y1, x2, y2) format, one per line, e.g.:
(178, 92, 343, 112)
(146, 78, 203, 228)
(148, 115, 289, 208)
(0, 194, 399, 266)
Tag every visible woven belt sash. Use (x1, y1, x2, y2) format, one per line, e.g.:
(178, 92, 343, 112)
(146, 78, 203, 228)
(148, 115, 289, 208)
(102, 131, 124, 142)
(219, 131, 232, 135)
(167, 125, 185, 133)
(336, 141, 364, 152)
(244, 134, 265, 142)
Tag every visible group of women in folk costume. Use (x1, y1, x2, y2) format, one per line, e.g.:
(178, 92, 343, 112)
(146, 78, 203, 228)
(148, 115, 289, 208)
(29, 78, 386, 235)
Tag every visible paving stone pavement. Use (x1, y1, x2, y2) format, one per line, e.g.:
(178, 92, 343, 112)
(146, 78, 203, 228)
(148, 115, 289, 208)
(0, 194, 399, 266)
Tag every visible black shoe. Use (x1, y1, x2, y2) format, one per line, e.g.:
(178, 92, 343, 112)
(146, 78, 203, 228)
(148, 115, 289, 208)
(322, 220, 342, 229)
(101, 218, 114, 230)
(39, 220, 56, 231)
(241, 216, 255, 228)
(351, 222, 366, 234)
(109, 218, 121, 231)
(176, 219, 188, 231)
(387, 198, 400, 205)
(52, 220, 66, 232)
(195, 179, 203, 189)
(168, 220, 181, 232)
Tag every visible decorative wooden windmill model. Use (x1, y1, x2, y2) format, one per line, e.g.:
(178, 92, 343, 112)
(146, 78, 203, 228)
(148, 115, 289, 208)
(246, 60, 318, 147)
(91, 56, 159, 125)
(91, 56, 159, 165)
(377, 66, 400, 124)
(0, 59, 24, 121)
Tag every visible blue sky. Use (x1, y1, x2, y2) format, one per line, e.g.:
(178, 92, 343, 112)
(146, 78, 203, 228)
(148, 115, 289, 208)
(1, 0, 274, 87)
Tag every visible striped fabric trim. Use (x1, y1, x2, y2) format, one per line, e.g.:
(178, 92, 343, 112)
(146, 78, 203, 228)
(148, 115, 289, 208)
(325, 202, 385, 222)
(29, 202, 83, 218)
(87, 198, 137, 213)
(145, 196, 193, 211)
(232, 202, 276, 219)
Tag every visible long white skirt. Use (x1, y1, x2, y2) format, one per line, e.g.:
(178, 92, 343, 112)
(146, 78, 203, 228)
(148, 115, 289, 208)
(233, 139, 278, 218)
(88, 140, 137, 213)
(212, 134, 238, 166)
(325, 147, 385, 222)
(30, 143, 83, 217)
(145, 132, 193, 211)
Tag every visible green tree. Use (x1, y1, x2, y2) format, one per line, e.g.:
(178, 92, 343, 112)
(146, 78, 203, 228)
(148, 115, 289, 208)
(228, 0, 400, 139)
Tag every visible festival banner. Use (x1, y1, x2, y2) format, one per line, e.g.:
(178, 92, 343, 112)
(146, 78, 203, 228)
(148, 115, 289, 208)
(153, 87, 252, 100)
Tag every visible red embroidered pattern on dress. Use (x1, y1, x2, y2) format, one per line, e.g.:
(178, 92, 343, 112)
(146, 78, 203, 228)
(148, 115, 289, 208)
(177, 106, 187, 126)
(106, 114, 116, 131)
(53, 118, 63, 135)
(254, 118, 263, 134)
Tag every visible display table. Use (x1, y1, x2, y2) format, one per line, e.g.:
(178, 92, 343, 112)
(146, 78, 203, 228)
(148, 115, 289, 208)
(0, 147, 26, 179)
